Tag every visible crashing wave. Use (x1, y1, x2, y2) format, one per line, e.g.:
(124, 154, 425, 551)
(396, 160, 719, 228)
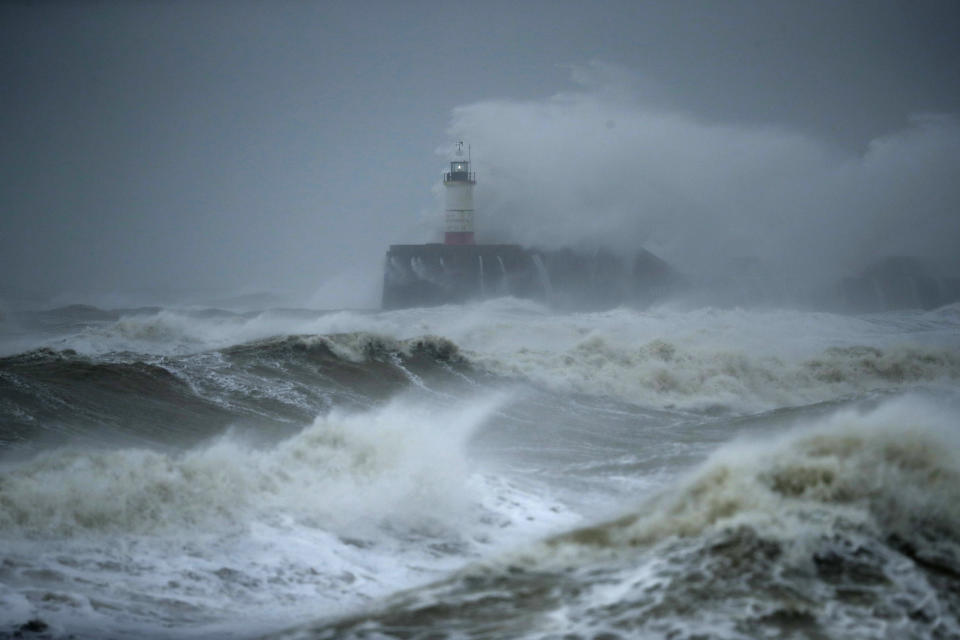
(0, 334, 470, 448)
(469, 336, 960, 413)
(291, 395, 960, 640)
(0, 394, 506, 537)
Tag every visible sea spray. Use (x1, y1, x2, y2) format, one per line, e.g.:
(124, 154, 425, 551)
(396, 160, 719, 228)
(472, 337, 960, 413)
(287, 394, 960, 640)
(0, 391, 583, 638)
(547, 393, 960, 551)
(0, 392, 507, 536)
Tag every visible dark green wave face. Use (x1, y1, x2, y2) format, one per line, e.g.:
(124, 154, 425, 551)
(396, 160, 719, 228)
(0, 334, 473, 452)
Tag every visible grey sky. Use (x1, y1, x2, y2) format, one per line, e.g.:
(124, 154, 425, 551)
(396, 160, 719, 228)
(2, 1, 959, 307)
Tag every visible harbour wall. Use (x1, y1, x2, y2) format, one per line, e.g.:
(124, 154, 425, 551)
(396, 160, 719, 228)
(381, 244, 680, 310)
(839, 256, 960, 312)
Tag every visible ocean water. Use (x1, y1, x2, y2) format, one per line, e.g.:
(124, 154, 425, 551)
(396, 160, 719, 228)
(1, 298, 959, 639)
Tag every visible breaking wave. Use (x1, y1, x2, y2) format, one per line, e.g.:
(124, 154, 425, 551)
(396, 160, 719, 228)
(7, 301, 960, 418)
(0, 394, 504, 537)
(0, 334, 469, 447)
(471, 337, 960, 413)
(290, 394, 960, 639)
(0, 390, 582, 639)
(554, 393, 960, 550)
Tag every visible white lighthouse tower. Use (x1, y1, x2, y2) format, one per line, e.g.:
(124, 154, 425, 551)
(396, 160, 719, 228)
(443, 141, 476, 245)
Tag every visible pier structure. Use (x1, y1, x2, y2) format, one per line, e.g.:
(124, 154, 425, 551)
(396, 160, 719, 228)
(380, 143, 681, 310)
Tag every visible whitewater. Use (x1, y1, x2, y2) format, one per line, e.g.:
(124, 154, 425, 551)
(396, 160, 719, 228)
(1, 298, 959, 639)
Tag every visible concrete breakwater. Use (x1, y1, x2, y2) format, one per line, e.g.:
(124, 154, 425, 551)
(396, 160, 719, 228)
(381, 244, 680, 310)
(382, 246, 960, 312)
(839, 256, 960, 312)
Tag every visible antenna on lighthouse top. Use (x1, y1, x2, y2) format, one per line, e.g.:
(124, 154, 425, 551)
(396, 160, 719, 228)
(455, 141, 464, 156)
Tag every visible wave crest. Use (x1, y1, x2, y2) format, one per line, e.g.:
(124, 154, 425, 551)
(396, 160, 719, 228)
(472, 336, 960, 412)
(310, 396, 960, 640)
(0, 394, 505, 537)
(553, 395, 960, 551)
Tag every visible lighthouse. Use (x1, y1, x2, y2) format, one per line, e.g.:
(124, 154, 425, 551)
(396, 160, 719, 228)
(381, 140, 680, 309)
(443, 141, 476, 245)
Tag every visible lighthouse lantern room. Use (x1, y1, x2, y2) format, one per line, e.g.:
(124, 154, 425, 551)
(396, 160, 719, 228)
(443, 141, 476, 245)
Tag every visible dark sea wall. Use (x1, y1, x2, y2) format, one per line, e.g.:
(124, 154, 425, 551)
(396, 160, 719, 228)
(839, 256, 960, 312)
(381, 243, 680, 310)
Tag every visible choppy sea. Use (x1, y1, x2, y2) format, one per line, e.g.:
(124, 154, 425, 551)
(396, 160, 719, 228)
(1, 298, 959, 639)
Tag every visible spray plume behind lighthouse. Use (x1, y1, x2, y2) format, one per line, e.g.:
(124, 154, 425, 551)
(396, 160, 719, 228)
(444, 141, 476, 245)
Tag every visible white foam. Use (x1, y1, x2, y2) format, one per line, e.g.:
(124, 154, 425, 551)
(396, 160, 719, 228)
(1, 393, 509, 535)
(547, 393, 960, 553)
(24, 302, 957, 416)
(428, 393, 960, 640)
(0, 392, 581, 636)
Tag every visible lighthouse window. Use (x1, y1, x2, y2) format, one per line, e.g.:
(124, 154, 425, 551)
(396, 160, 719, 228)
(446, 160, 472, 182)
